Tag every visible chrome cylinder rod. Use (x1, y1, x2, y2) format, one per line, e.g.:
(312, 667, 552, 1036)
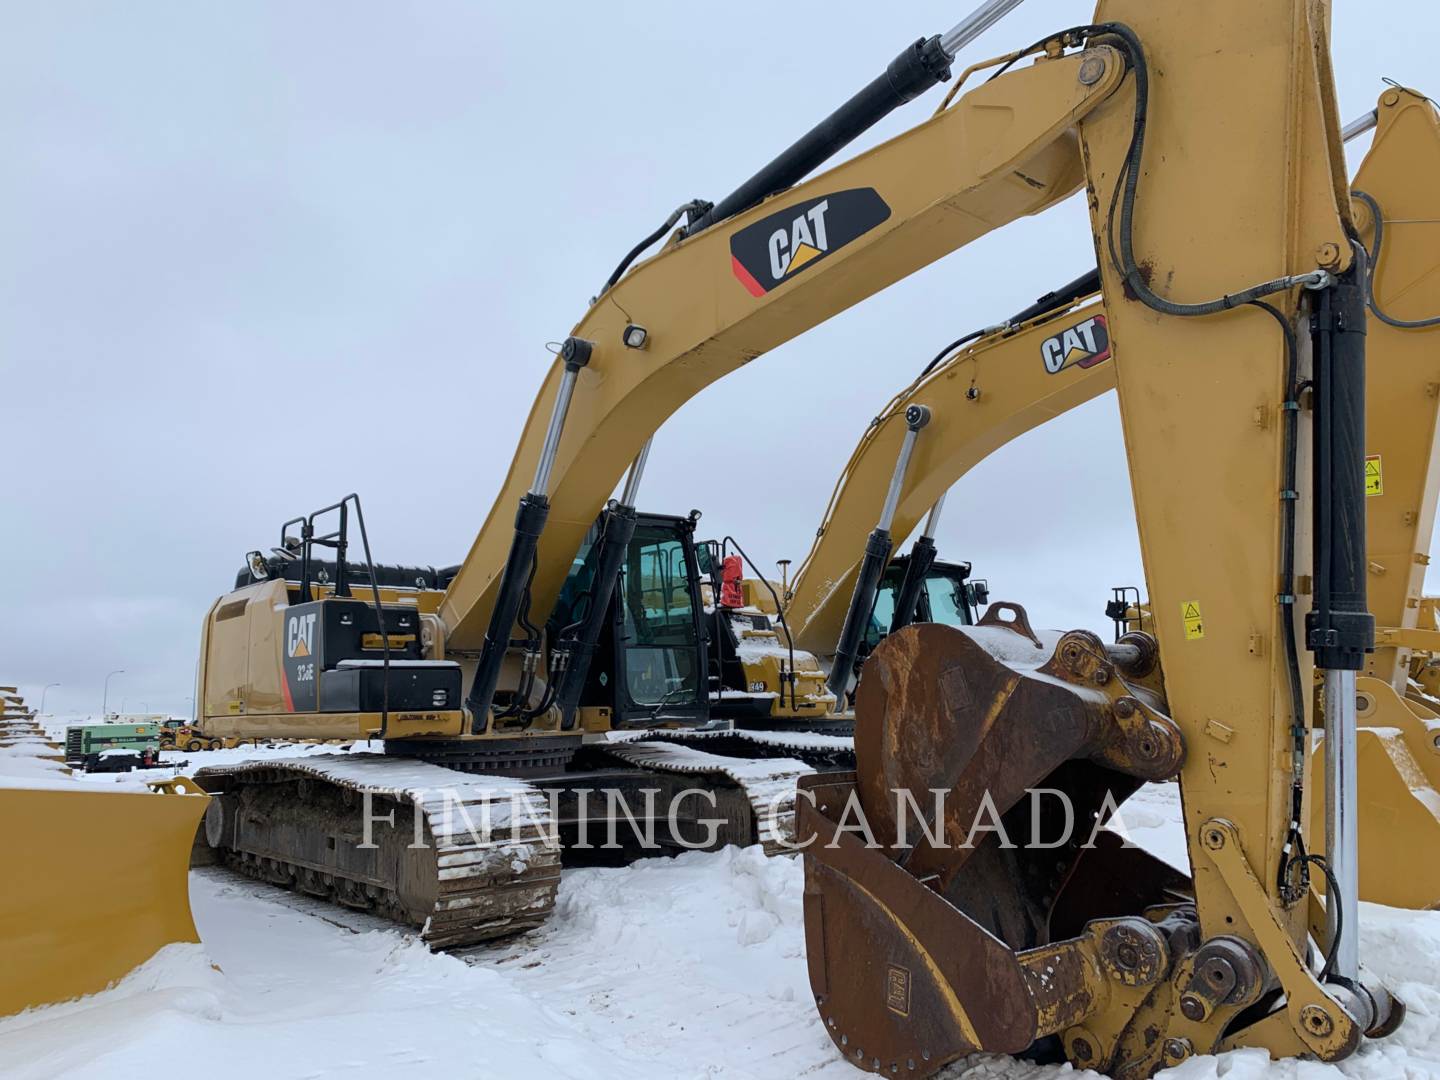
(878, 405, 932, 531)
(532, 364, 581, 496)
(1341, 109, 1378, 143)
(532, 336, 593, 496)
(619, 436, 654, 508)
(1324, 667, 1361, 982)
(920, 492, 948, 539)
(940, 0, 1026, 58)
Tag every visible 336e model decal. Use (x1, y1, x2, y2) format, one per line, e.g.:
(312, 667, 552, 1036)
(1040, 314, 1110, 374)
(730, 188, 891, 297)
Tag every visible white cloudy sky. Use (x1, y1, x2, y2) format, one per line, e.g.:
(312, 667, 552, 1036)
(3, 2, 1436, 716)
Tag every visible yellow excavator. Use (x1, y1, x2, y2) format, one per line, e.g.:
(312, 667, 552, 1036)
(714, 85, 1440, 923)
(187, 20, 1417, 1079)
(185, 0, 1191, 952)
(1089, 85, 1440, 914)
(8, 8, 1423, 1076)
(793, 1, 1420, 1074)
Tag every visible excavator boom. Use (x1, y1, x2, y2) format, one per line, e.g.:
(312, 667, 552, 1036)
(438, 43, 1129, 656)
(784, 293, 1114, 656)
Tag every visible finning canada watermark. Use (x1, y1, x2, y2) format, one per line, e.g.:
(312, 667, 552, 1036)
(353, 784, 1140, 853)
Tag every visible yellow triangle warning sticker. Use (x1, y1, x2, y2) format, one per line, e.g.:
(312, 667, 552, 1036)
(1181, 600, 1204, 641)
(785, 242, 823, 274)
(1365, 454, 1383, 496)
(292, 637, 310, 658)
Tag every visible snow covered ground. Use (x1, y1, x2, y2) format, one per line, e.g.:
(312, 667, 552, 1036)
(3, 743, 1439, 1079)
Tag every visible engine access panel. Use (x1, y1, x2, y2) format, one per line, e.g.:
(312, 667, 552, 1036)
(279, 598, 459, 713)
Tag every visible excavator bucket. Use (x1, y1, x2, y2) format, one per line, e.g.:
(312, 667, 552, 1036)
(0, 777, 209, 1017)
(801, 619, 1213, 1077)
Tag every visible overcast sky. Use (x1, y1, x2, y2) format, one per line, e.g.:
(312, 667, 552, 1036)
(3, 2, 1436, 717)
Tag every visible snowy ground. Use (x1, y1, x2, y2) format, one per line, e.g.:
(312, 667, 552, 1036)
(3, 744, 1440, 1079)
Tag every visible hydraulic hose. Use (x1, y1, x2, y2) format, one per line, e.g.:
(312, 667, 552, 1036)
(1093, 22, 1335, 315)
(597, 200, 712, 300)
(1351, 189, 1440, 329)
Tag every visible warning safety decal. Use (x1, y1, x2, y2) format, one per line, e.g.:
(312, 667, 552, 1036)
(1181, 601, 1205, 641)
(1365, 455, 1384, 497)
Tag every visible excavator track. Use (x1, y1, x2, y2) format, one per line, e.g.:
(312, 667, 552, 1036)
(593, 739, 807, 855)
(196, 755, 561, 949)
(652, 727, 856, 769)
(733, 716, 856, 738)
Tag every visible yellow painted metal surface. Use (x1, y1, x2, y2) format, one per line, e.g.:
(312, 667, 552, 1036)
(1083, 0, 1348, 943)
(200, 709, 465, 742)
(438, 48, 1127, 652)
(785, 298, 1115, 654)
(1351, 89, 1440, 688)
(0, 781, 209, 1017)
(1074, 0, 1384, 1058)
(199, 576, 467, 740)
(789, 6, 1400, 1065)
(1311, 678, 1440, 910)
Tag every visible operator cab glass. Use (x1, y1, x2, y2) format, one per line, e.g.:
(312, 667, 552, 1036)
(923, 565, 975, 627)
(551, 513, 709, 727)
(864, 557, 982, 652)
(619, 525, 703, 712)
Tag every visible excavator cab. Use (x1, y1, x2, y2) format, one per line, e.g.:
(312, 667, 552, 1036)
(551, 511, 712, 728)
(864, 556, 986, 653)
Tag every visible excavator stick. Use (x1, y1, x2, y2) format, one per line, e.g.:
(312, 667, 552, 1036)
(0, 778, 209, 1017)
(803, 1, 1406, 1075)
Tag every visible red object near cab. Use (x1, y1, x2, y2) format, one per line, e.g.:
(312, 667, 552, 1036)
(720, 555, 744, 608)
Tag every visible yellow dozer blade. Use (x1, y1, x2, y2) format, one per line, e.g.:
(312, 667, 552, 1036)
(0, 777, 209, 1017)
